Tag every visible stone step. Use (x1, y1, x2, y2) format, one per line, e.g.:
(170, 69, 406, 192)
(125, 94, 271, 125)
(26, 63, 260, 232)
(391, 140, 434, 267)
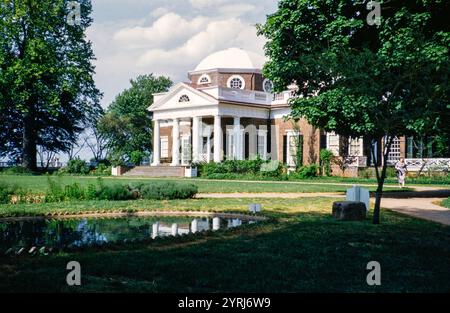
(124, 166, 185, 177)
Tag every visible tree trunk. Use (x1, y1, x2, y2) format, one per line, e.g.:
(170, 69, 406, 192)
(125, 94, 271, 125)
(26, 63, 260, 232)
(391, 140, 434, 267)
(22, 113, 37, 171)
(372, 136, 394, 224)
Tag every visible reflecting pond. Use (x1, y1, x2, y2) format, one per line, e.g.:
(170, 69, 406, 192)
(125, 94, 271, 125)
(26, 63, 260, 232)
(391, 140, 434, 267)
(0, 215, 258, 253)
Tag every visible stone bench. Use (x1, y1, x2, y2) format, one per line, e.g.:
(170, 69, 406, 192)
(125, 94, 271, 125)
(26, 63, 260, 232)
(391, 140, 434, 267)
(332, 201, 367, 221)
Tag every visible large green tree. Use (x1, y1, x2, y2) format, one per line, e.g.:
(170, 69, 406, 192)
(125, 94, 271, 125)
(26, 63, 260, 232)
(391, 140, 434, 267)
(258, 0, 449, 223)
(98, 74, 172, 164)
(0, 0, 102, 170)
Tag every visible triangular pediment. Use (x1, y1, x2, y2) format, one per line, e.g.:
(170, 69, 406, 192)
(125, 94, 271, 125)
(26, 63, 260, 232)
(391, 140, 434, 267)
(149, 83, 218, 112)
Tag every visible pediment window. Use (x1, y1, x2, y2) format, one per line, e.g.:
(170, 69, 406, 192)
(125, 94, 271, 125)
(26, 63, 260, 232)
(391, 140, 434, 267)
(179, 95, 190, 102)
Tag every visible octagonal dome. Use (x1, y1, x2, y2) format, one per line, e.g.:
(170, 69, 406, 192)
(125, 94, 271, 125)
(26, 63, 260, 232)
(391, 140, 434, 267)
(194, 48, 267, 72)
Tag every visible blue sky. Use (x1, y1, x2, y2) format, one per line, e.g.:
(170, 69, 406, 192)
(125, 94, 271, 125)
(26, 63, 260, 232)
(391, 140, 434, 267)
(87, 0, 278, 108)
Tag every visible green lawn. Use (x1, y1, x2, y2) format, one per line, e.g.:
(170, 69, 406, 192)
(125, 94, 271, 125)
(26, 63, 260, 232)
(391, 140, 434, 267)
(0, 196, 338, 218)
(442, 197, 450, 209)
(1, 175, 449, 292)
(1, 197, 450, 292)
(0, 175, 417, 194)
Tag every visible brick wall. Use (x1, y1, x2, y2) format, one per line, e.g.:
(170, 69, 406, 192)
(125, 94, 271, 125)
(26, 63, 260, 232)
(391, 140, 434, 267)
(189, 71, 265, 91)
(272, 118, 322, 165)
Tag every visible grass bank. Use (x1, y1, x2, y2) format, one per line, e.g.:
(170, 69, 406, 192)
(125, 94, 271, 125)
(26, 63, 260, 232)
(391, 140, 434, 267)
(442, 197, 450, 209)
(1, 197, 449, 292)
(0, 175, 419, 194)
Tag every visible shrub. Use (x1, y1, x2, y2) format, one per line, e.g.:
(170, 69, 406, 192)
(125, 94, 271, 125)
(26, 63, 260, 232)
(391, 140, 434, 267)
(139, 182, 198, 200)
(44, 177, 126, 202)
(130, 151, 145, 166)
(90, 163, 111, 176)
(97, 184, 134, 201)
(386, 167, 397, 178)
(1, 166, 36, 175)
(442, 197, 450, 209)
(359, 168, 374, 179)
(65, 159, 90, 175)
(320, 149, 334, 177)
(199, 158, 282, 178)
(0, 182, 19, 204)
(85, 184, 98, 200)
(2, 179, 200, 203)
(64, 183, 85, 200)
(290, 164, 319, 179)
(0, 184, 31, 204)
(260, 161, 286, 179)
(45, 177, 66, 202)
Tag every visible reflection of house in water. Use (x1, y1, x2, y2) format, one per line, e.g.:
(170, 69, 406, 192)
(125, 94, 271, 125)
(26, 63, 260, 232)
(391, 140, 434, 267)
(228, 219, 242, 228)
(150, 217, 247, 239)
(191, 218, 211, 233)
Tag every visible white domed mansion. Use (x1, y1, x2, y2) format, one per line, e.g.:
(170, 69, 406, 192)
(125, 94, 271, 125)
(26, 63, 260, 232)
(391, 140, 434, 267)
(124, 48, 444, 177)
(148, 48, 323, 171)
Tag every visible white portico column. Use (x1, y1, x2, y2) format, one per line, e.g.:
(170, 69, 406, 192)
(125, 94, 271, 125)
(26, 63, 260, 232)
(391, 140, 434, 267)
(152, 119, 161, 166)
(214, 115, 223, 163)
(192, 116, 200, 162)
(233, 117, 242, 160)
(171, 118, 180, 166)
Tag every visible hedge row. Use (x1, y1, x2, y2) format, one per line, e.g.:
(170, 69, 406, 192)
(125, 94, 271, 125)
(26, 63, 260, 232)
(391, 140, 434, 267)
(0, 179, 198, 204)
(196, 159, 319, 179)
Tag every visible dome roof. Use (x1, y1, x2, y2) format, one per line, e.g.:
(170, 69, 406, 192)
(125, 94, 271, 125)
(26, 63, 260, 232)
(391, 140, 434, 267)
(194, 48, 266, 72)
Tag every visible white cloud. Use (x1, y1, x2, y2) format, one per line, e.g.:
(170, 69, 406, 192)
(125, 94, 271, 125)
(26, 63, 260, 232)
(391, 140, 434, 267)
(136, 17, 266, 75)
(113, 13, 209, 50)
(218, 3, 256, 17)
(87, 0, 277, 108)
(189, 0, 228, 9)
(151, 7, 170, 18)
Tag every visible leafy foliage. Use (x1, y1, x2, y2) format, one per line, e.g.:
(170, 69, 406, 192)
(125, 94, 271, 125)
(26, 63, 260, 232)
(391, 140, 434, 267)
(0, 0, 103, 169)
(98, 74, 172, 163)
(0, 166, 36, 175)
(0, 182, 20, 204)
(290, 164, 320, 179)
(64, 159, 90, 175)
(258, 0, 450, 223)
(320, 149, 334, 176)
(139, 182, 198, 200)
(42, 178, 197, 202)
(442, 197, 450, 209)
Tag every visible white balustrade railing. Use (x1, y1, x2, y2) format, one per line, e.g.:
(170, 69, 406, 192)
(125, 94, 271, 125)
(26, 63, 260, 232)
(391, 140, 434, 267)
(346, 156, 368, 168)
(219, 88, 271, 105)
(404, 158, 450, 172)
(272, 91, 294, 105)
(218, 88, 299, 106)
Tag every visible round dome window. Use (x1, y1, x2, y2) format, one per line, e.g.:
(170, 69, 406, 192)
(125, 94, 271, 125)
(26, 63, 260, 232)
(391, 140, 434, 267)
(263, 79, 274, 93)
(227, 75, 245, 89)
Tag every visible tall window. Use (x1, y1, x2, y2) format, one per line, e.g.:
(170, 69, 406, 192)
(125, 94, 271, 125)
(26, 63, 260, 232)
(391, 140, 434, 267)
(326, 132, 340, 156)
(181, 136, 191, 165)
(349, 137, 364, 156)
(286, 131, 301, 167)
(257, 130, 268, 160)
(227, 131, 235, 159)
(386, 136, 401, 164)
(160, 137, 169, 158)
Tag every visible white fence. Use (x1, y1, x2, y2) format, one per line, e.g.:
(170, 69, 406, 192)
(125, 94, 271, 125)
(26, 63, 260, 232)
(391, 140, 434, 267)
(405, 158, 450, 172)
(218, 88, 271, 105)
(346, 156, 368, 168)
